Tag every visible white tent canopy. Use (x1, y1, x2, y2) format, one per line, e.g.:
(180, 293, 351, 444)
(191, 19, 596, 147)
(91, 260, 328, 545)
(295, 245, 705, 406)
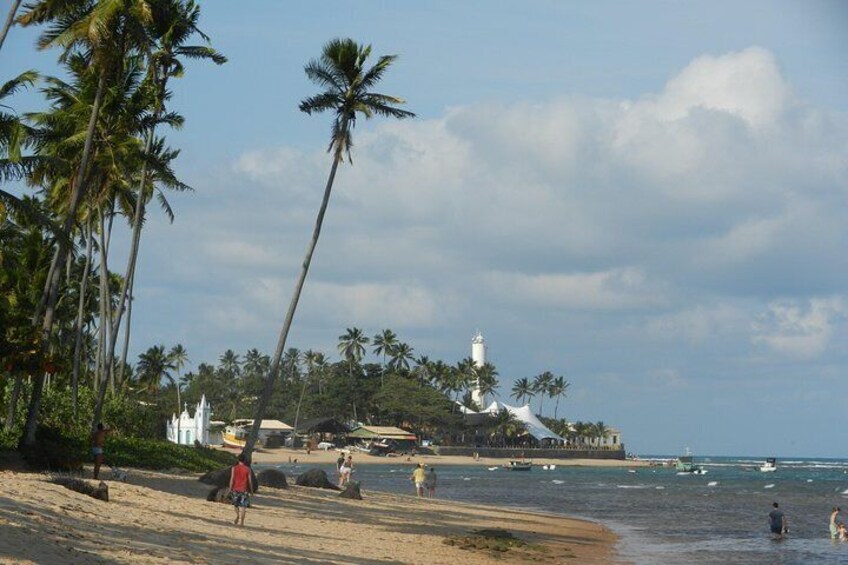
(480, 401, 564, 442)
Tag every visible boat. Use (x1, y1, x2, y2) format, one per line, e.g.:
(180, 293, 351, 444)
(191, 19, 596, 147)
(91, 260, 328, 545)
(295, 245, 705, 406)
(675, 448, 707, 475)
(222, 424, 258, 449)
(760, 458, 777, 472)
(503, 459, 533, 471)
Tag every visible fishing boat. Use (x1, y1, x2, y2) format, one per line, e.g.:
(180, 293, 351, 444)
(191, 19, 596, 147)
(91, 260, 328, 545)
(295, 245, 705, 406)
(503, 459, 533, 471)
(675, 448, 707, 475)
(222, 423, 256, 449)
(760, 457, 777, 472)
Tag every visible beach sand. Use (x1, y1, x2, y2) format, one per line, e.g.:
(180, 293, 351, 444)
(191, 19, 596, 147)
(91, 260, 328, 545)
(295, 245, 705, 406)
(250, 446, 649, 469)
(0, 465, 620, 564)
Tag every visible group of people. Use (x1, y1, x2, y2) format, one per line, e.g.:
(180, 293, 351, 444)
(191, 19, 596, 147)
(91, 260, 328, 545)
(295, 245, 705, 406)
(410, 463, 437, 498)
(768, 503, 848, 541)
(830, 507, 848, 541)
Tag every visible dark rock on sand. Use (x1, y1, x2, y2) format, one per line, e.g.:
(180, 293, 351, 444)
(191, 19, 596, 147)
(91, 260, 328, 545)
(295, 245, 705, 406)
(207, 486, 231, 503)
(295, 468, 340, 490)
(257, 468, 288, 489)
(52, 477, 109, 502)
(199, 466, 258, 493)
(338, 481, 362, 500)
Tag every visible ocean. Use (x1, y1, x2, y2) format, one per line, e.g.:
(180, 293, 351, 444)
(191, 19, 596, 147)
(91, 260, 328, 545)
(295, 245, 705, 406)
(269, 456, 848, 564)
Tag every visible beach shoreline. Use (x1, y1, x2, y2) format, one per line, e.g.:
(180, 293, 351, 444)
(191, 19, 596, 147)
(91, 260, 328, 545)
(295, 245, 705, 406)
(0, 466, 622, 564)
(247, 445, 651, 469)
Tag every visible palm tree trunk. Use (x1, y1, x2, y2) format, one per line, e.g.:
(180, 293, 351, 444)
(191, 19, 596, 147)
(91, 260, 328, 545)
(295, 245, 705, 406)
(554, 396, 560, 420)
(93, 126, 156, 427)
(21, 72, 106, 449)
(97, 211, 112, 391)
(71, 222, 94, 418)
(0, 0, 21, 54)
(116, 271, 134, 387)
(4, 373, 23, 432)
(244, 147, 344, 457)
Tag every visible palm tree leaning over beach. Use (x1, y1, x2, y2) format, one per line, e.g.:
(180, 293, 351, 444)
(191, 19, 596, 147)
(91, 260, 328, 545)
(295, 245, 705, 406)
(533, 371, 553, 417)
(243, 38, 414, 456)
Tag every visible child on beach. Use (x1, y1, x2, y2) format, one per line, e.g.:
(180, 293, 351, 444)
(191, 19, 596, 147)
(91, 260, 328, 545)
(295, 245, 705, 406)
(90, 423, 111, 480)
(339, 455, 353, 487)
(424, 467, 437, 499)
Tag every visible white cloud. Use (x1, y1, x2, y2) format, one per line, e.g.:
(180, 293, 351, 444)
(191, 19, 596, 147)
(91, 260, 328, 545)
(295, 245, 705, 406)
(752, 297, 847, 358)
(485, 268, 665, 311)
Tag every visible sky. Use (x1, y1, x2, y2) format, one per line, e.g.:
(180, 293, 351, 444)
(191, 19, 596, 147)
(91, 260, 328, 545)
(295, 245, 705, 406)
(4, 1, 848, 457)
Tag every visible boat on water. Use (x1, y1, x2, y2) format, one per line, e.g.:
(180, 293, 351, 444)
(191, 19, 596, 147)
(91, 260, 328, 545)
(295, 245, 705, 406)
(760, 457, 777, 472)
(675, 449, 707, 475)
(504, 459, 533, 471)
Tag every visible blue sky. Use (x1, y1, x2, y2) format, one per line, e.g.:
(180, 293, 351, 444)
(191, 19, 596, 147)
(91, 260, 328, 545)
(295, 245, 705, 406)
(5, 1, 848, 457)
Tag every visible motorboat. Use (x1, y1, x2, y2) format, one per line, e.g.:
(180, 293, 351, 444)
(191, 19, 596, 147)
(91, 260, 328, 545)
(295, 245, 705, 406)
(760, 458, 777, 472)
(503, 459, 533, 471)
(675, 448, 707, 475)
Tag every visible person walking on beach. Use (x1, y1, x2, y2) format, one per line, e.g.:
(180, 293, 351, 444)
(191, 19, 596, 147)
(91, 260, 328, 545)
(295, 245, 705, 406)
(339, 455, 353, 487)
(424, 467, 437, 499)
(411, 463, 426, 497)
(336, 453, 346, 483)
(830, 507, 841, 539)
(769, 502, 788, 538)
(229, 453, 254, 526)
(90, 423, 110, 480)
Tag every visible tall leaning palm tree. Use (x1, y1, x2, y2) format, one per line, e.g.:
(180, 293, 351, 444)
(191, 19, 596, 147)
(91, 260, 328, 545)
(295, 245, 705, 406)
(548, 375, 570, 420)
(510, 376, 534, 407)
(244, 38, 413, 456)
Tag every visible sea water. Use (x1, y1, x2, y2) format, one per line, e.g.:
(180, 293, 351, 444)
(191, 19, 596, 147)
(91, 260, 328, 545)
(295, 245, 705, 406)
(270, 456, 848, 564)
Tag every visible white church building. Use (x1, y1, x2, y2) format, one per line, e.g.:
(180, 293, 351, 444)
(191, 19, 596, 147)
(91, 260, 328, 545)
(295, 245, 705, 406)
(166, 395, 211, 446)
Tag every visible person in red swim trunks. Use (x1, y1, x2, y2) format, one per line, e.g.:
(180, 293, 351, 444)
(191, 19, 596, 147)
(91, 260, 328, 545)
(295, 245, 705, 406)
(229, 453, 254, 526)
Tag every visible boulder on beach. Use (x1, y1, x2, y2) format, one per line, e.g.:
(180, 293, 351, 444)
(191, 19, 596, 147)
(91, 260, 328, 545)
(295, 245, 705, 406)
(257, 468, 288, 489)
(206, 486, 231, 503)
(52, 477, 109, 502)
(198, 466, 258, 493)
(295, 468, 340, 490)
(338, 481, 362, 500)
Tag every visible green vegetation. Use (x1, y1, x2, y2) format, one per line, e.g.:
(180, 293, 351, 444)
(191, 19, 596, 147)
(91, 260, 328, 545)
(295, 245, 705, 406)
(0, 3, 592, 458)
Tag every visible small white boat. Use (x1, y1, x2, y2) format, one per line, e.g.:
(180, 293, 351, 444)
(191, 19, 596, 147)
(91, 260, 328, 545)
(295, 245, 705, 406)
(760, 458, 777, 472)
(542, 464, 557, 471)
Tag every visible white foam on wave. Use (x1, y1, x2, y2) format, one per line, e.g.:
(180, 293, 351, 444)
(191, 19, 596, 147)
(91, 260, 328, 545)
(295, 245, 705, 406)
(764, 484, 775, 489)
(617, 485, 649, 489)
(552, 479, 565, 485)
(655, 486, 665, 490)
(708, 481, 718, 487)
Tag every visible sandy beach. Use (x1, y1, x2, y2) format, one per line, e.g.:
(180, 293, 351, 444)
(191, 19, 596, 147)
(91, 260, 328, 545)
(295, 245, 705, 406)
(0, 465, 620, 564)
(249, 446, 650, 469)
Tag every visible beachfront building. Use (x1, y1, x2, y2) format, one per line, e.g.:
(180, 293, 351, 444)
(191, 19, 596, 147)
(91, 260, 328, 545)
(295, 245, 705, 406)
(166, 395, 211, 446)
(348, 425, 418, 450)
(470, 331, 487, 408)
(581, 427, 623, 449)
(231, 419, 293, 447)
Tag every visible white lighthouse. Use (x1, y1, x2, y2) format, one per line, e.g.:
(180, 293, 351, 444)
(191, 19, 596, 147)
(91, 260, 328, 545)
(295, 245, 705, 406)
(471, 331, 486, 408)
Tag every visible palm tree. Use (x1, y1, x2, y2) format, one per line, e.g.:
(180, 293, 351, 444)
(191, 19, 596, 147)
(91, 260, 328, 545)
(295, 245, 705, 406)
(532, 371, 553, 416)
(17, 0, 155, 447)
(489, 408, 524, 447)
(475, 362, 499, 407)
(371, 328, 396, 385)
(510, 377, 534, 406)
(412, 355, 431, 387)
(388, 341, 414, 374)
(593, 421, 610, 448)
(244, 38, 413, 456)
(548, 375, 570, 420)
(337, 326, 369, 422)
(135, 344, 175, 396)
(0, 0, 22, 52)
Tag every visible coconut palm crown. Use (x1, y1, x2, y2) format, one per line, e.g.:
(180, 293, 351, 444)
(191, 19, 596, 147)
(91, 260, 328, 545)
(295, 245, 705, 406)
(299, 38, 414, 162)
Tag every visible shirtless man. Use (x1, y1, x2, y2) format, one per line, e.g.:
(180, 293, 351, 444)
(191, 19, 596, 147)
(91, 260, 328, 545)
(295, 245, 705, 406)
(90, 423, 110, 480)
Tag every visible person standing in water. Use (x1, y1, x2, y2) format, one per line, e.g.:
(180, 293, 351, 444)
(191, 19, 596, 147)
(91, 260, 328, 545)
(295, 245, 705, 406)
(769, 502, 788, 538)
(830, 507, 841, 539)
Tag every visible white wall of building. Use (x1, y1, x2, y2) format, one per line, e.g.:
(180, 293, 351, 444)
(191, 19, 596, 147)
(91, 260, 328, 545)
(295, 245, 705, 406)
(166, 395, 211, 446)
